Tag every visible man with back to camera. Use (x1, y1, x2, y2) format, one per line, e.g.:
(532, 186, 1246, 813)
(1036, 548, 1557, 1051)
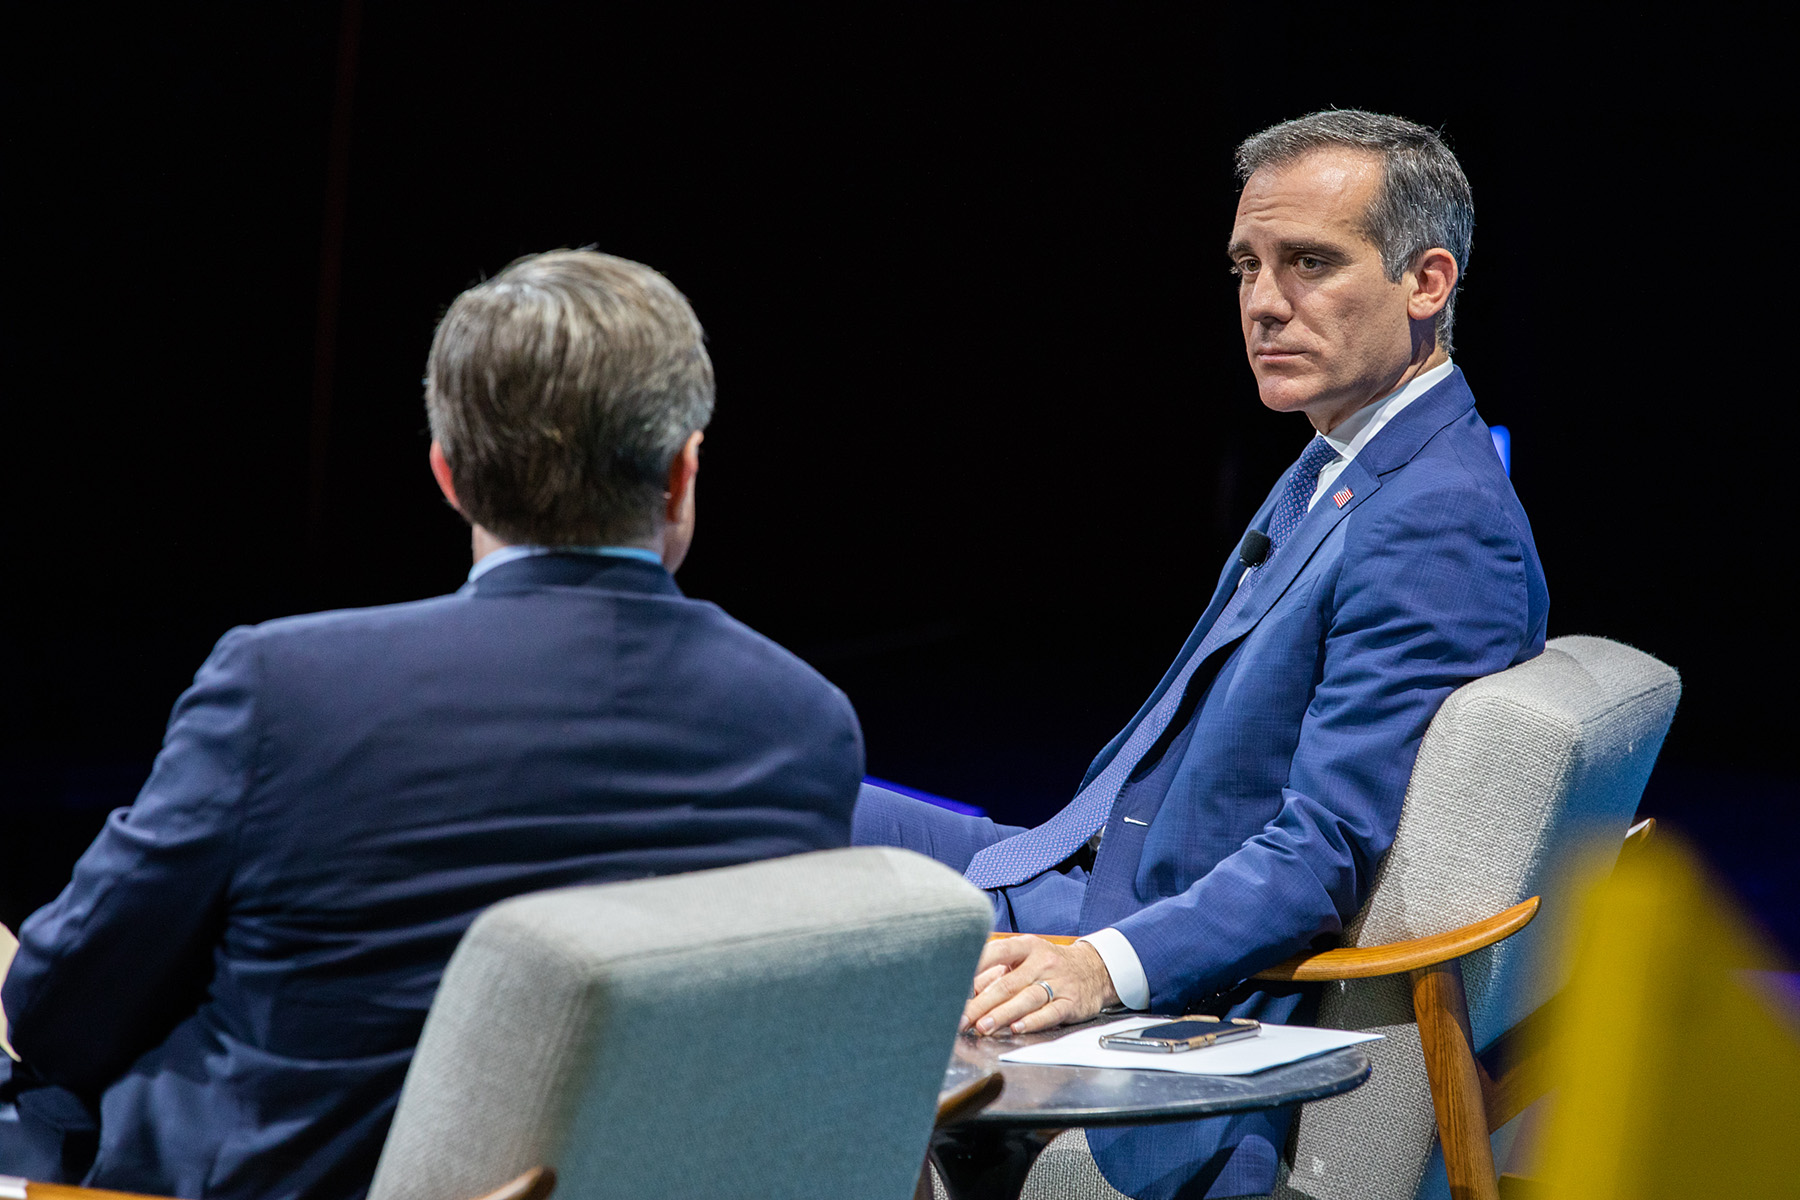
(0, 250, 865, 1198)
(855, 111, 1548, 1198)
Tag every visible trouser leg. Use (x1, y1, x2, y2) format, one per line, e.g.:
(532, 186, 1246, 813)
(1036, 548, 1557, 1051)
(853, 783, 1092, 935)
(852, 783, 1026, 872)
(0, 1059, 97, 1181)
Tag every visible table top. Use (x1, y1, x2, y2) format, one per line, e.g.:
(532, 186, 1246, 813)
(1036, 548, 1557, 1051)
(940, 1019, 1371, 1129)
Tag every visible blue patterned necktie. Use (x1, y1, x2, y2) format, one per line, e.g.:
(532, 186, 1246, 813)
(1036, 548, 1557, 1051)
(964, 435, 1341, 890)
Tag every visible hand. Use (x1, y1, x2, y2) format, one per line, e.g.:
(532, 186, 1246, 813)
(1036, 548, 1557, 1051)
(1, 921, 18, 1060)
(960, 936, 1119, 1037)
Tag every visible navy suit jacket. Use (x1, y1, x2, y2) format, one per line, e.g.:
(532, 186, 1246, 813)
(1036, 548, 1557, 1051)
(1010, 369, 1548, 1197)
(2, 553, 863, 1199)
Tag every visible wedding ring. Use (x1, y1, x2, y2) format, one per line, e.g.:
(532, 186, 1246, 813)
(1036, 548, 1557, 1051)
(1038, 980, 1056, 1004)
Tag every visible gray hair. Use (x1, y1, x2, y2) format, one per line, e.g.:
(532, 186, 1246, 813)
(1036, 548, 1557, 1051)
(425, 249, 715, 546)
(1236, 110, 1473, 352)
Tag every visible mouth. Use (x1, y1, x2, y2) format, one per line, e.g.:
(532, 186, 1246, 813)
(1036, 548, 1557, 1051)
(1253, 348, 1306, 365)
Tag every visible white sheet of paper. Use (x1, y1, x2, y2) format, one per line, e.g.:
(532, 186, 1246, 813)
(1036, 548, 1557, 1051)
(997, 1017, 1381, 1076)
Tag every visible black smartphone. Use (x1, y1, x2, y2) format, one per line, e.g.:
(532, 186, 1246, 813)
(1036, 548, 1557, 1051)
(1098, 1016, 1262, 1053)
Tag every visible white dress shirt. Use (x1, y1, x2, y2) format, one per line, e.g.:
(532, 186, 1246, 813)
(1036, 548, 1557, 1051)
(1079, 359, 1454, 1010)
(467, 543, 665, 582)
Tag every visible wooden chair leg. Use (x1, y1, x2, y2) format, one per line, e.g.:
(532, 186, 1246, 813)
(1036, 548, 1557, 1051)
(1411, 959, 1498, 1200)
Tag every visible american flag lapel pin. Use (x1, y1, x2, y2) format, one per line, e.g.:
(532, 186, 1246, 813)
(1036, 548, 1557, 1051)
(1333, 485, 1353, 508)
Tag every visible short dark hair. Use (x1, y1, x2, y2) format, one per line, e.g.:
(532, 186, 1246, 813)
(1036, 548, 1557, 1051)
(1236, 110, 1474, 352)
(425, 250, 715, 546)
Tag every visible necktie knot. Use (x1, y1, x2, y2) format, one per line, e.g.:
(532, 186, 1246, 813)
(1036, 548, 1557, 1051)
(1294, 435, 1340, 484)
(1266, 436, 1340, 553)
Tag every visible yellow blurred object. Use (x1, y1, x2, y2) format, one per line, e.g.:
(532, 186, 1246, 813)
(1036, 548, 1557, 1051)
(1527, 834, 1800, 1200)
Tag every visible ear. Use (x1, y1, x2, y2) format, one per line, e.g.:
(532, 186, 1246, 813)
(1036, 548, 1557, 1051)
(665, 430, 703, 521)
(429, 440, 463, 514)
(1407, 248, 1459, 322)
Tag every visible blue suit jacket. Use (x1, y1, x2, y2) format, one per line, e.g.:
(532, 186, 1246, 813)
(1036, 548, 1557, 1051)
(1015, 370, 1548, 1198)
(2, 553, 863, 1199)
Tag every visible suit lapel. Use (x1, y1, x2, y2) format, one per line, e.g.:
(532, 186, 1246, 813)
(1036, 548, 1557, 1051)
(1078, 598, 1221, 790)
(1078, 370, 1484, 790)
(1203, 457, 1376, 650)
(1078, 370, 1484, 788)
(1355, 365, 1478, 477)
(1205, 368, 1481, 652)
(1078, 495, 1280, 790)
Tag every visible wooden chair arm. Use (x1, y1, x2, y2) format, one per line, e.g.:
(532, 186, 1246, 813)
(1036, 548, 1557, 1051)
(987, 932, 1078, 945)
(989, 824, 1631, 985)
(469, 1168, 557, 1200)
(934, 1069, 1004, 1128)
(15, 1186, 163, 1200)
(987, 896, 1539, 983)
(1252, 896, 1539, 981)
(920, 1072, 1005, 1200)
(12, 1168, 556, 1200)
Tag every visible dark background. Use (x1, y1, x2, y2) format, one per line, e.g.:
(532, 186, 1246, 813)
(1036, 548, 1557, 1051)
(4, 7, 1792, 950)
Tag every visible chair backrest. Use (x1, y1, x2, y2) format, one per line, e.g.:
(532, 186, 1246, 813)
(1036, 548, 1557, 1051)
(367, 846, 992, 1200)
(1276, 635, 1681, 1200)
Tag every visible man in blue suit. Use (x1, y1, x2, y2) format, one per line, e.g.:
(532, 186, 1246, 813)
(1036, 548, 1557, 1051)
(856, 111, 1548, 1198)
(0, 250, 865, 1197)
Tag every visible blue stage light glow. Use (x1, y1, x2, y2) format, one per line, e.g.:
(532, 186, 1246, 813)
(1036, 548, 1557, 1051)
(863, 776, 986, 817)
(1491, 425, 1512, 476)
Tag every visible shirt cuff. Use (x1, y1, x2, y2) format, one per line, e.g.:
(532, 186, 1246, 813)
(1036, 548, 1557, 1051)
(1077, 926, 1150, 1011)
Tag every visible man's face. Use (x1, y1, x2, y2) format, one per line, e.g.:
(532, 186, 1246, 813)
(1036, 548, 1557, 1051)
(1228, 148, 1421, 432)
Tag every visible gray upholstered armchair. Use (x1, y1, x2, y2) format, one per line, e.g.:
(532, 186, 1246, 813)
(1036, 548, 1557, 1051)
(1004, 635, 1680, 1200)
(370, 845, 993, 1200)
(1264, 635, 1680, 1200)
(7, 846, 994, 1200)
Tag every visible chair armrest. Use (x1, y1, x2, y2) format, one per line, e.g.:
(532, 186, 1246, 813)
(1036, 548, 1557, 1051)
(935, 1069, 1004, 1128)
(1251, 896, 1540, 982)
(12, 1185, 165, 1200)
(11, 1169, 557, 1200)
(468, 1169, 557, 1200)
(987, 896, 1539, 982)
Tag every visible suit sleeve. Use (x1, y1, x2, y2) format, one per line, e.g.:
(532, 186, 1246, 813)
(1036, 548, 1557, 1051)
(2, 627, 256, 1093)
(1112, 481, 1538, 1010)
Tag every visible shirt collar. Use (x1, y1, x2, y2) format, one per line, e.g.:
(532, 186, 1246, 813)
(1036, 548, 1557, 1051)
(1321, 357, 1456, 463)
(467, 544, 664, 583)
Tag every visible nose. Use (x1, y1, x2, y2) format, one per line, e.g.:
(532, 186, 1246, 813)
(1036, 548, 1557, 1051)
(1243, 266, 1292, 328)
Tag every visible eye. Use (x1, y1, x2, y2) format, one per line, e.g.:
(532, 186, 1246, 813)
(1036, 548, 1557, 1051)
(1296, 255, 1324, 271)
(1230, 258, 1260, 282)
